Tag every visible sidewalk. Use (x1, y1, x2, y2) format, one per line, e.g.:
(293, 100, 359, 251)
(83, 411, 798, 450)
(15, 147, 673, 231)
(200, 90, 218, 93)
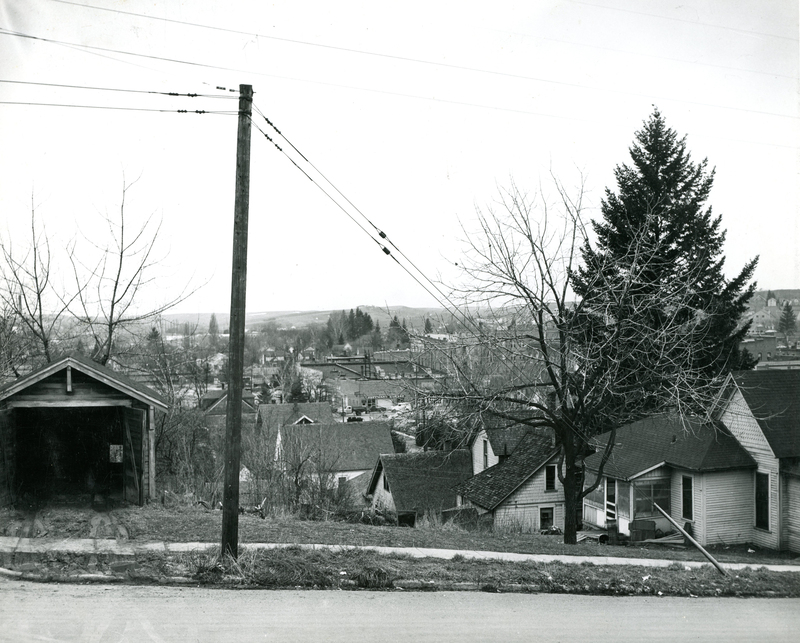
(2, 536, 799, 573)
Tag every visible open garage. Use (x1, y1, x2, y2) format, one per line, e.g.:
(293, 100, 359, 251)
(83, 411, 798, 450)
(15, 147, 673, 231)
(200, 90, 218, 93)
(0, 354, 167, 507)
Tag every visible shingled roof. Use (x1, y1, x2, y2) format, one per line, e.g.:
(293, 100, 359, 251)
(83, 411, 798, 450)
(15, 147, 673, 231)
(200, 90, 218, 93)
(257, 402, 338, 429)
(584, 415, 756, 481)
(729, 370, 800, 458)
(0, 353, 167, 411)
(280, 421, 395, 472)
(367, 450, 472, 515)
(455, 431, 558, 511)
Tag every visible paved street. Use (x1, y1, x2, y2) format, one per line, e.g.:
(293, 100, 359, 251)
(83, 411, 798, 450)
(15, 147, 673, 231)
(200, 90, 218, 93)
(2, 579, 799, 643)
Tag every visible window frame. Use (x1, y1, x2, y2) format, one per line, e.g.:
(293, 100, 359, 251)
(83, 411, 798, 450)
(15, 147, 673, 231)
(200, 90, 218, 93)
(755, 471, 770, 531)
(682, 475, 693, 521)
(545, 465, 557, 491)
(482, 439, 488, 470)
(633, 479, 671, 518)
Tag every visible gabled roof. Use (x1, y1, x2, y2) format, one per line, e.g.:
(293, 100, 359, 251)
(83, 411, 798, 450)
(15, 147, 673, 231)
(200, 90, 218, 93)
(257, 402, 338, 428)
(367, 450, 472, 515)
(728, 370, 800, 458)
(280, 421, 395, 472)
(584, 415, 757, 481)
(454, 431, 558, 511)
(200, 388, 256, 414)
(0, 353, 168, 411)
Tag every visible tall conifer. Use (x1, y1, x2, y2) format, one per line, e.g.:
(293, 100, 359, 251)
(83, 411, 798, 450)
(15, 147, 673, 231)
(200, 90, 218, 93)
(573, 109, 757, 382)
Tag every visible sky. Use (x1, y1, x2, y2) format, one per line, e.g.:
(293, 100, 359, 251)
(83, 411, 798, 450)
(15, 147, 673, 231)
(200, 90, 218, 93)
(0, 0, 797, 317)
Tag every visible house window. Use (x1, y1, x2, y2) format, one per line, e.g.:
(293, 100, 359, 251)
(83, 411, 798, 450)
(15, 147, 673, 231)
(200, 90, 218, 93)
(682, 476, 693, 521)
(545, 465, 557, 491)
(383, 473, 390, 492)
(634, 480, 670, 517)
(584, 479, 605, 506)
(540, 507, 554, 530)
(755, 472, 770, 530)
(483, 439, 488, 469)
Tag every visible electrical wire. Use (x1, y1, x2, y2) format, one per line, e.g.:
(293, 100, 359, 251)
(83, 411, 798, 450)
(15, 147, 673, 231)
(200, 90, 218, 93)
(251, 105, 481, 335)
(1, 26, 796, 124)
(0, 100, 234, 114)
(0, 79, 236, 98)
(51, 0, 796, 80)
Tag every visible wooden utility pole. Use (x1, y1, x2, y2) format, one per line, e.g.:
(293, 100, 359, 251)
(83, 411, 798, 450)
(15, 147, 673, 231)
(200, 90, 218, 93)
(221, 83, 253, 560)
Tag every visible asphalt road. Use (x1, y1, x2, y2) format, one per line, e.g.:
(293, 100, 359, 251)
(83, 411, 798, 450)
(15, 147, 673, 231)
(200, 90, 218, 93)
(2, 579, 798, 643)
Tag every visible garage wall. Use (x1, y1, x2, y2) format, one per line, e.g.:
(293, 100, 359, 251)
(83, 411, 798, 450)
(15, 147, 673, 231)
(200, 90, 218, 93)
(0, 409, 14, 507)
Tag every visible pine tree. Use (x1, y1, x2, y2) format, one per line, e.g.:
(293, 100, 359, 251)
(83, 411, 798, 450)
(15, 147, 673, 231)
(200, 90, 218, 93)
(779, 302, 796, 342)
(573, 108, 758, 386)
(208, 313, 220, 350)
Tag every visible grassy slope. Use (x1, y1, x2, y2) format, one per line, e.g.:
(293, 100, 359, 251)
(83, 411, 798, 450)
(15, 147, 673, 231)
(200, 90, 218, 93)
(8, 503, 794, 567)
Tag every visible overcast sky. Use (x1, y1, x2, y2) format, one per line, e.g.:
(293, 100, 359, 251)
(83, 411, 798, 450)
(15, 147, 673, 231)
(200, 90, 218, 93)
(0, 0, 797, 316)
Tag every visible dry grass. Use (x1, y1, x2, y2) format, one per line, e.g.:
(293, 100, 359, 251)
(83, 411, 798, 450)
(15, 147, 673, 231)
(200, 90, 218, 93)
(151, 547, 800, 596)
(3, 502, 800, 568)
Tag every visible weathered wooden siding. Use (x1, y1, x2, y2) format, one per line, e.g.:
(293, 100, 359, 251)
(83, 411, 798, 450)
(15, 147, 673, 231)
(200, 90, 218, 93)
(722, 389, 781, 549)
(123, 408, 146, 505)
(783, 474, 800, 553)
(670, 470, 701, 541)
(702, 470, 753, 546)
(494, 456, 564, 532)
(370, 469, 396, 514)
(471, 430, 499, 475)
(9, 370, 131, 406)
(0, 409, 15, 507)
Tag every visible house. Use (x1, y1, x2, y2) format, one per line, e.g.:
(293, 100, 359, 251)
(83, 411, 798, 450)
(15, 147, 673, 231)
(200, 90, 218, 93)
(200, 388, 257, 432)
(274, 420, 396, 487)
(468, 416, 538, 475)
(256, 402, 338, 432)
(0, 354, 168, 507)
(719, 370, 800, 552)
(367, 449, 472, 526)
(335, 378, 410, 412)
(582, 416, 757, 545)
(455, 431, 563, 532)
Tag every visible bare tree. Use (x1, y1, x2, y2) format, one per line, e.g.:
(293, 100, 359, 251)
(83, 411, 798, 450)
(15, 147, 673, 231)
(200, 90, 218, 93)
(417, 176, 734, 543)
(0, 200, 79, 368)
(69, 177, 194, 366)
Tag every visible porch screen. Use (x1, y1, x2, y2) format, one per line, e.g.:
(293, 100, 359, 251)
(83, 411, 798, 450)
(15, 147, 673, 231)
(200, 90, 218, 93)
(616, 481, 631, 518)
(633, 480, 670, 517)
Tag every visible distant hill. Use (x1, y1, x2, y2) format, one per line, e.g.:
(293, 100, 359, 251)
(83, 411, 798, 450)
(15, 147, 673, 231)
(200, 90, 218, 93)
(162, 305, 450, 331)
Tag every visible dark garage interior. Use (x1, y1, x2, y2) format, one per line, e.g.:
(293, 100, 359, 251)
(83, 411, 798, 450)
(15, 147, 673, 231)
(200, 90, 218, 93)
(14, 407, 125, 504)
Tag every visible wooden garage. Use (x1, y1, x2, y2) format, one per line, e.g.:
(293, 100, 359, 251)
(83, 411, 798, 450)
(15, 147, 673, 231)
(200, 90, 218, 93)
(0, 354, 167, 507)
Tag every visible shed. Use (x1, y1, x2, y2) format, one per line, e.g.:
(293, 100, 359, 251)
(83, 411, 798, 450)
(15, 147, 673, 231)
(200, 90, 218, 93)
(0, 354, 168, 507)
(367, 450, 472, 526)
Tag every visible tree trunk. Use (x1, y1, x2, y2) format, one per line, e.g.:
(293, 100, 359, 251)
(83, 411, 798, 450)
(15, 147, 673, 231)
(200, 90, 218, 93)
(561, 434, 580, 545)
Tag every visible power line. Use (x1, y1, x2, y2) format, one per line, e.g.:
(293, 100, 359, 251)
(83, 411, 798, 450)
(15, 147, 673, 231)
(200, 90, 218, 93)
(0, 79, 237, 98)
(0, 27, 248, 76)
(0, 100, 234, 114)
(250, 104, 480, 334)
(51, 0, 795, 82)
(2, 25, 796, 124)
(569, 0, 798, 42)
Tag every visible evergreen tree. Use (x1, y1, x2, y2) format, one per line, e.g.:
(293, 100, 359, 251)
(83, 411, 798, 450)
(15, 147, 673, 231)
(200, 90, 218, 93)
(424, 318, 433, 334)
(573, 108, 758, 389)
(208, 313, 220, 350)
(779, 302, 796, 341)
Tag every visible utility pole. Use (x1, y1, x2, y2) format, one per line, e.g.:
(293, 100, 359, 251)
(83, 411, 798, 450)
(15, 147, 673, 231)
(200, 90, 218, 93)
(221, 83, 253, 560)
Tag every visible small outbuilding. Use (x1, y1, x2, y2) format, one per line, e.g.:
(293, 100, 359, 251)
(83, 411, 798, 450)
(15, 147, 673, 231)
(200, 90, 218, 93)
(0, 354, 168, 507)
